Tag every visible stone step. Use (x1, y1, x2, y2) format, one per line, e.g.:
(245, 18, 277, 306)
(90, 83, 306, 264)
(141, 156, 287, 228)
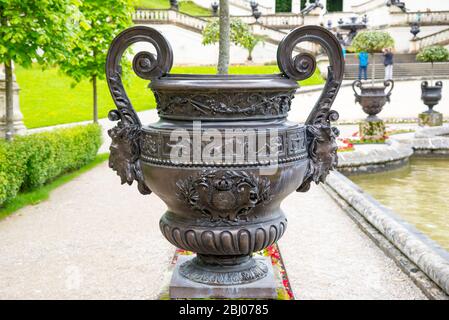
(343, 62, 449, 79)
(344, 53, 417, 65)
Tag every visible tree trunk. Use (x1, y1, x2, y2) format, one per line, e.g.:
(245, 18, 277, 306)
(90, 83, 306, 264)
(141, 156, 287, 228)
(371, 53, 375, 86)
(431, 62, 434, 86)
(4, 61, 14, 141)
(217, 0, 230, 75)
(247, 50, 253, 62)
(93, 75, 98, 123)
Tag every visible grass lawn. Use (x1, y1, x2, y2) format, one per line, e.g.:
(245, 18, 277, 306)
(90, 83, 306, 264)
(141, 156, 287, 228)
(0, 153, 109, 220)
(16, 64, 324, 129)
(135, 0, 211, 16)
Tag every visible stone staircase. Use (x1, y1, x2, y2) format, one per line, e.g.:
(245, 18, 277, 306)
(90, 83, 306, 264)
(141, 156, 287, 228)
(228, 0, 273, 14)
(343, 53, 449, 79)
(133, 9, 318, 53)
(410, 27, 449, 53)
(344, 53, 417, 65)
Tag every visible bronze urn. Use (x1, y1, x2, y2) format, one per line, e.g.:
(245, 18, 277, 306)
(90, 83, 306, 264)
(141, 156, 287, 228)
(105, 26, 344, 294)
(352, 80, 394, 121)
(421, 80, 443, 113)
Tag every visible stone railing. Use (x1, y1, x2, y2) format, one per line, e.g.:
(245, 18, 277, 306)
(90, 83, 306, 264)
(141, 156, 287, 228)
(206, 11, 356, 29)
(410, 27, 449, 53)
(235, 13, 304, 28)
(350, 0, 386, 13)
(390, 10, 449, 26)
(133, 9, 209, 31)
(251, 23, 318, 53)
(133, 9, 316, 52)
(134, 8, 449, 33)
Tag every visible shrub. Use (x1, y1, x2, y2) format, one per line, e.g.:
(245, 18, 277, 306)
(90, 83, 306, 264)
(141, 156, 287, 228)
(351, 31, 395, 54)
(202, 18, 265, 61)
(351, 30, 395, 84)
(0, 124, 101, 206)
(416, 46, 449, 84)
(416, 46, 449, 64)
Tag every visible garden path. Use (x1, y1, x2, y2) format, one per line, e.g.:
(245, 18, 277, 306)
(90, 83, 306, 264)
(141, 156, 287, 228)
(0, 162, 426, 299)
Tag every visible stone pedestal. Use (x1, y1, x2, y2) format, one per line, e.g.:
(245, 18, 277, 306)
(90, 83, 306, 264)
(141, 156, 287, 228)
(0, 65, 26, 138)
(418, 111, 443, 127)
(169, 255, 277, 299)
(359, 119, 386, 141)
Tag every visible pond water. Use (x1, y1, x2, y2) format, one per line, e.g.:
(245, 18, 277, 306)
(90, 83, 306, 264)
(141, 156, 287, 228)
(350, 158, 449, 251)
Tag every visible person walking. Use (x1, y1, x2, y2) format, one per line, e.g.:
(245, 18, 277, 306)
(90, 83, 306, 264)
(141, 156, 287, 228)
(358, 51, 369, 81)
(383, 48, 394, 81)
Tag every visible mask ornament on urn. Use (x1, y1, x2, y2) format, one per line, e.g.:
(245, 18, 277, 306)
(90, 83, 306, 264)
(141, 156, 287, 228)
(105, 26, 344, 298)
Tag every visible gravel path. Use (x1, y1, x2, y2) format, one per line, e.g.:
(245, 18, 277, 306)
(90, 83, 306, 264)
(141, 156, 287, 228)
(0, 161, 426, 299)
(0, 162, 172, 299)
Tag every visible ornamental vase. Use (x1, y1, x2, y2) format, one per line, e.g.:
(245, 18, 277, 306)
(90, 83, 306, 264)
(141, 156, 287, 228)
(105, 26, 344, 286)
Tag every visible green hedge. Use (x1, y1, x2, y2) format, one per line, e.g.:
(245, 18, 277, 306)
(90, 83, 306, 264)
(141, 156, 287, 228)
(0, 124, 102, 206)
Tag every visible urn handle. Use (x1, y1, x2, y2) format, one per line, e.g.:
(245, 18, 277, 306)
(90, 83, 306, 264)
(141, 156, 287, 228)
(384, 80, 394, 99)
(105, 26, 173, 195)
(352, 80, 362, 102)
(277, 25, 345, 126)
(277, 26, 345, 192)
(106, 26, 173, 127)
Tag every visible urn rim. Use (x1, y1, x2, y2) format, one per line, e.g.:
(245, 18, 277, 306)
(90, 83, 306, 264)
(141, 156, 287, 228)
(150, 73, 299, 91)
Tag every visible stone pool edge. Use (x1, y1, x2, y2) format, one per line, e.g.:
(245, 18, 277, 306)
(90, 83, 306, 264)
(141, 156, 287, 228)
(323, 171, 449, 300)
(337, 125, 449, 175)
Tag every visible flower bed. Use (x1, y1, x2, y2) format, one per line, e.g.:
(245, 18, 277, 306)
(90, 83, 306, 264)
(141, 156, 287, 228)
(337, 138, 355, 152)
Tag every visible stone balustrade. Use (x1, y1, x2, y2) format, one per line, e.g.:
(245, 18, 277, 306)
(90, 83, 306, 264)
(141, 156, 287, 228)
(134, 9, 209, 32)
(134, 8, 449, 33)
(133, 9, 308, 52)
(410, 27, 449, 53)
(391, 10, 449, 26)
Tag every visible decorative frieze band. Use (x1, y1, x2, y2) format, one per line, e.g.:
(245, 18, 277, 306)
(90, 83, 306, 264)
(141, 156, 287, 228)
(139, 126, 307, 167)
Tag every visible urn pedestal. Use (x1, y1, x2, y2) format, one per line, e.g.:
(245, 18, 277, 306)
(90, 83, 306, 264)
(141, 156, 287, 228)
(419, 81, 443, 127)
(359, 119, 386, 141)
(105, 26, 345, 299)
(352, 80, 394, 140)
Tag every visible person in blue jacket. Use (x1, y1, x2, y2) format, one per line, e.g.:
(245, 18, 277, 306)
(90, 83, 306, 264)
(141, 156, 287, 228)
(358, 51, 369, 81)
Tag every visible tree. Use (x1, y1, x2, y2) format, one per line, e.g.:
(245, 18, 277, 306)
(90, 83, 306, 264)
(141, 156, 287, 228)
(59, 0, 133, 123)
(417, 46, 449, 85)
(240, 34, 265, 62)
(203, 18, 264, 63)
(351, 31, 395, 85)
(218, 0, 230, 74)
(0, 0, 76, 140)
(278, 0, 293, 13)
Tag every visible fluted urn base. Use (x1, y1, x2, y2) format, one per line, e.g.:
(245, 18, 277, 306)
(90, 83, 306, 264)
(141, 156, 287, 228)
(170, 255, 277, 299)
(179, 254, 268, 285)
